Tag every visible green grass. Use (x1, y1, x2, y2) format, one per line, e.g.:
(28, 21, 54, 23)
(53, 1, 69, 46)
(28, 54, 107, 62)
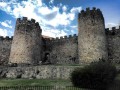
(0, 79, 72, 86)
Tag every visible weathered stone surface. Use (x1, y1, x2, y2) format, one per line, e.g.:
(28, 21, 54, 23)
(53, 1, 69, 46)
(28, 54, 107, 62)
(0, 8, 120, 66)
(107, 27, 120, 63)
(78, 8, 108, 64)
(6, 67, 22, 78)
(0, 66, 79, 79)
(9, 17, 42, 64)
(42, 35, 78, 64)
(0, 37, 12, 65)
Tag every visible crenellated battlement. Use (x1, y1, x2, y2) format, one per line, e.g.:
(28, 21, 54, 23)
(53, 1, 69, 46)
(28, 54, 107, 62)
(0, 36, 13, 41)
(9, 17, 42, 65)
(50, 34, 78, 42)
(105, 26, 120, 35)
(78, 7, 103, 20)
(0, 7, 120, 67)
(16, 17, 41, 31)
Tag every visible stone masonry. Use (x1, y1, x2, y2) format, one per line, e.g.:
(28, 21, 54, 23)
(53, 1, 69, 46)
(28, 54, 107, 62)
(78, 7, 108, 64)
(9, 17, 42, 65)
(0, 7, 120, 66)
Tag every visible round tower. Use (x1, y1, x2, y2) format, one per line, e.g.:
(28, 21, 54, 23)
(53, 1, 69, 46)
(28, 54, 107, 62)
(78, 7, 108, 64)
(9, 17, 42, 65)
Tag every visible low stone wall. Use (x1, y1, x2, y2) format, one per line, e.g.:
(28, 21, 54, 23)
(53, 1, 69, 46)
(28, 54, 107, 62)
(0, 65, 80, 79)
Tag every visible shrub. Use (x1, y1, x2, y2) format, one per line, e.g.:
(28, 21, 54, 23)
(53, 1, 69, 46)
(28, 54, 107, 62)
(70, 60, 117, 90)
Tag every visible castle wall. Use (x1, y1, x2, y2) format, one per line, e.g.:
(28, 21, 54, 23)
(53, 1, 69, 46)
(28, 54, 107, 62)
(42, 35, 78, 64)
(78, 7, 108, 64)
(0, 65, 120, 79)
(9, 17, 42, 65)
(106, 27, 120, 63)
(0, 36, 12, 65)
(1, 8, 120, 66)
(0, 66, 80, 79)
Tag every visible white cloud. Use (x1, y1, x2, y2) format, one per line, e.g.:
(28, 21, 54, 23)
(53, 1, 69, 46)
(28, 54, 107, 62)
(38, 6, 59, 15)
(62, 5, 67, 11)
(0, 2, 7, 7)
(0, 20, 12, 28)
(0, 0, 82, 37)
(71, 25, 77, 28)
(105, 23, 119, 29)
(49, 0, 54, 4)
(44, 12, 72, 27)
(42, 27, 67, 38)
(70, 7, 82, 13)
(0, 28, 8, 37)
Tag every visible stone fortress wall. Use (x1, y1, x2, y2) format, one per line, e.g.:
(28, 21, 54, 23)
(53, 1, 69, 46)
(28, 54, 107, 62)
(106, 27, 120, 63)
(9, 17, 42, 65)
(0, 27, 120, 65)
(0, 6, 120, 79)
(0, 36, 12, 65)
(0, 7, 120, 66)
(42, 34, 78, 64)
(78, 7, 108, 64)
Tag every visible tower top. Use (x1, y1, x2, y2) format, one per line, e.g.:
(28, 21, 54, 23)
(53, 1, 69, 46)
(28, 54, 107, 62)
(16, 17, 42, 33)
(78, 7, 104, 20)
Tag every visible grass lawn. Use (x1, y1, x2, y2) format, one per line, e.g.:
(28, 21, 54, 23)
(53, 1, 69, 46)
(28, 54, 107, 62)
(0, 72, 119, 90)
(0, 79, 72, 86)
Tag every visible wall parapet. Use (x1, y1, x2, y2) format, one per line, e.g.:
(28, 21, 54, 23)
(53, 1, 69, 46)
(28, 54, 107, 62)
(50, 34, 78, 42)
(105, 26, 120, 35)
(16, 17, 42, 32)
(78, 7, 103, 19)
(0, 36, 13, 41)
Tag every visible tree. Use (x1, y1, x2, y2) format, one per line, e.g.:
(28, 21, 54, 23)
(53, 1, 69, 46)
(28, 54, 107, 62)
(71, 60, 117, 89)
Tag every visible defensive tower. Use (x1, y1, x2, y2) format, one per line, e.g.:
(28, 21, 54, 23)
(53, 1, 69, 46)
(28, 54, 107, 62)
(9, 17, 42, 65)
(78, 7, 108, 64)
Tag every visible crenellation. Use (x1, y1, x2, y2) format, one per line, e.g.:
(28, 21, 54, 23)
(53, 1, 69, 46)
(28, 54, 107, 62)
(64, 36, 67, 39)
(97, 8, 101, 12)
(35, 22, 39, 27)
(105, 28, 109, 34)
(86, 7, 90, 11)
(27, 20, 32, 25)
(80, 10, 85, 16)
(81, 10, 85, 13)
(73, 34, 77, 37)
(0, 36, 4, 40)
(92, 7, 96, 11)
(0, 36, 13, 41)
(60, 36, 63, 39)
(74, 34, 76, 36)
(56, 37, 59, 40)
(69, 35, 72, 38)
(5, 36, 10, 40)
(11, 36, 13, 40)
(50, 37, 56, 42)
(105, 28, 109, 31)
(16, 18, 21, 23)
(79, 7, 104, 21)
(31, 18, 35, 23)
(106, 26, 120, 35)
(112, 27, 116, 30)
(23, 17, 27, 21)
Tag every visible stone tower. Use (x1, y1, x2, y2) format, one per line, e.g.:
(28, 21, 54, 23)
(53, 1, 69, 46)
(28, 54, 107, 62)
(78, 7, 108, 64)
(9, 17, 42, 65)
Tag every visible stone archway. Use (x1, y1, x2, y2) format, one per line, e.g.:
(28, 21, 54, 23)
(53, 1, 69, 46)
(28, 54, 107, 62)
(42, 52, 51, 64)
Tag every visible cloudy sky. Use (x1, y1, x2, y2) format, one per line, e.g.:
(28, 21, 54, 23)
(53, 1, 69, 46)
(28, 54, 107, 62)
(0, 0, 120, 37)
